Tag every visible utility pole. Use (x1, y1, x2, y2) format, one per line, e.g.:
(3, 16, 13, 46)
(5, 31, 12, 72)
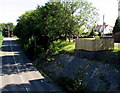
(103, 14, 105, 36)
(118, 0, 120, 18)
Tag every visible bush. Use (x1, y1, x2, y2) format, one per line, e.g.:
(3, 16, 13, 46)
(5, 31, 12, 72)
(98, 32, 102, 36)
(89, 29, 98, 37)
(113, 18, 120, 34)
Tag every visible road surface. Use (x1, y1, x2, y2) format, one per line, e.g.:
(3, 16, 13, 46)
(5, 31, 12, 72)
(0, 38, 62, 93)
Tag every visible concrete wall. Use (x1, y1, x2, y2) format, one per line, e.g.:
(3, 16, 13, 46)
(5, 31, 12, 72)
(75, 50, 120, 64)
(75, 37, 114, 51)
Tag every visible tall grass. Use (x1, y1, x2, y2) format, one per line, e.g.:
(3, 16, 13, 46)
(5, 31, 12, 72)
(49, 40, 75, 56)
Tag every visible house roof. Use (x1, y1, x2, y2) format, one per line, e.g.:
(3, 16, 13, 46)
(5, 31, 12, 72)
(94, 24, 113, 30)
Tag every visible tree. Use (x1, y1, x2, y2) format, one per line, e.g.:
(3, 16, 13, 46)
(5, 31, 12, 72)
(35, 2, 76, 41)
(113, 18, 120, 34)
(14, 1, 99, 58)
(59, 0, 99, 34)
(0, 23, 14, 37)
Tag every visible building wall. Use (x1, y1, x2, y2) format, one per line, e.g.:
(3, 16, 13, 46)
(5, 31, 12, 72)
(103, 26, 113, 34)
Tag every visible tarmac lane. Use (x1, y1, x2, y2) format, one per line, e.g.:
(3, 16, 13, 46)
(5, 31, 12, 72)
(0, 38, 62, 93)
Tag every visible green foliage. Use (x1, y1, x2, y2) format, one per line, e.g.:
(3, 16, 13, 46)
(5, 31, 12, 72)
(0, 23, 14, 37)
(0, 31, 3, 48)
(113, 18, 120, 34)
(14, 1, 98, 59)
(80, 31, 90, 37)
(89, 29, 97, 36)
(106, 45, 120, 56)
(98, 32, 102, 36)
(69, 0, 99, 28)
(49, 40, 75, 56)
(12, 36, 19, 40)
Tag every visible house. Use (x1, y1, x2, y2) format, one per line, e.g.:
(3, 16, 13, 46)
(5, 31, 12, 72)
(94, 23, 113, 34)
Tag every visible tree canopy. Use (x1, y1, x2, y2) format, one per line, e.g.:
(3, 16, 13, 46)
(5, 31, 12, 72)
(0, 23, 14, 37)
(113, 18, 120, 34)
(14, 1, 99, 58)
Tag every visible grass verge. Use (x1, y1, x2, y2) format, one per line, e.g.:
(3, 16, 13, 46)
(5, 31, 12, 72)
(49, 40, 120, 56)
(106, 45, 120, 56)
(12, 36, 19, 40)
(49, 40, 75, 56)
(0, 32, 3, 48)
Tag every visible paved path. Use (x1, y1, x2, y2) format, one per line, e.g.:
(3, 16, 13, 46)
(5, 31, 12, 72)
(114, 43, 120, 46)
(0, 38, 62, 93)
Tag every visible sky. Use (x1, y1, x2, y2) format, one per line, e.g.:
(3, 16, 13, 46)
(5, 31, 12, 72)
(0, 0, 119, 26)
(88, 0, 118, 26)
(0, 0, 48, 25)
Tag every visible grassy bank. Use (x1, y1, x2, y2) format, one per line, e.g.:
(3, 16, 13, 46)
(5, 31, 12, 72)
(0, 32, 3, 48)
(49, 40, 120, 57)
(46, 40, 120, 61)
(49, 40, 75, 56)
(12, 36, 19, 40)
(107, 45, 120, 56)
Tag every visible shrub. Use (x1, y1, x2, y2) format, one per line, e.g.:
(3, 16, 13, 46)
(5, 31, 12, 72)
(98, 32, 102, 36)
(113, 18, 120, 34)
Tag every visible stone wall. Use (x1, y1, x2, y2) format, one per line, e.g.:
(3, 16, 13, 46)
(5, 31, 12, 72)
(75, 50, 120, 65)
(37, 54, 120, 91)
